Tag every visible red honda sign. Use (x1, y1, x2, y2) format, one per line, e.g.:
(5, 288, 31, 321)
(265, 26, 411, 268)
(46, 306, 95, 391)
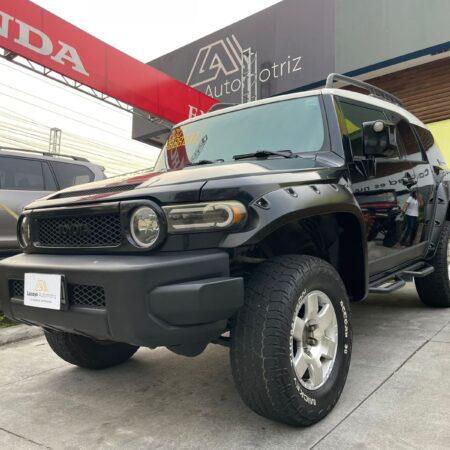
(0, 0, 218, 124)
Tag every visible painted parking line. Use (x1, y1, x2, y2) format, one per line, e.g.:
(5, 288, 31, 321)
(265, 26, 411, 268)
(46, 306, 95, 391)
(0, 202, 19, 220)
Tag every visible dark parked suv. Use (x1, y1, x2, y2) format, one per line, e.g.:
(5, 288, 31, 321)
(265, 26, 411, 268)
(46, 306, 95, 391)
(1, 74, 449, 426)
(0, 148, 105, 256)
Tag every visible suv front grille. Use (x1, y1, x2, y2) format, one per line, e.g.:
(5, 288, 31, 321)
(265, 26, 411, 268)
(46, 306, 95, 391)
(68, 284, 106, 307)
(10, 279, 24, 299)
(35, 214, 122, 248)
(9, 279, 106, 308)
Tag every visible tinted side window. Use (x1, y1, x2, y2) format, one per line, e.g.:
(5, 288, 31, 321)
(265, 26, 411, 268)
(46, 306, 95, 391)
(413, 125, 434, 152)
(0, 156, 45, 190)
(52, 162, 94, 189)
(337, 99, 388, 158)
(396, 120, 425, 162)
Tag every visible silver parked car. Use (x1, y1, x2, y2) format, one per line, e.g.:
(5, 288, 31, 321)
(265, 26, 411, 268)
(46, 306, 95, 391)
(0, 148, 105, 255)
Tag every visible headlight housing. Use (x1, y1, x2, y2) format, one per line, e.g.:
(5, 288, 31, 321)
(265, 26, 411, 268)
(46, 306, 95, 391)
(18, 214, 31, 248)
(130, 206, 160, 248)
(163, 201, 247, 233)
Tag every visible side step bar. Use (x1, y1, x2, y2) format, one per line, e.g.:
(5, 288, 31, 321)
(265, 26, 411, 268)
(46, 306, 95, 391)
(369, 262, 434, 294)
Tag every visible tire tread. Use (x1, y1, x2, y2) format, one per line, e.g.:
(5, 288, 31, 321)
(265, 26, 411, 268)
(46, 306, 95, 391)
(416, 222, 450, 307)
(45, 330, 139, 370)
(230, 255, 351, 426)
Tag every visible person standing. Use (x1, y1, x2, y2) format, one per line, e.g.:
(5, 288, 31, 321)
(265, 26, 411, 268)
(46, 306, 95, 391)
(401, 191, 422, 246)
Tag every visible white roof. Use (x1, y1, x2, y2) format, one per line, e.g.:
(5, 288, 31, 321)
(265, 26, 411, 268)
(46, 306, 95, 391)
(322, 88, 424, 127)
(178, 87, 424, 128)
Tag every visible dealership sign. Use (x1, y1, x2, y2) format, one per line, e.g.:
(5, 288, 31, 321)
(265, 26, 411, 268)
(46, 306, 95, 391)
(186, 33, 304, 99)
(0, 0, 217, 124)
(149, 0, 335, 104)
(0, 9, 89, 76)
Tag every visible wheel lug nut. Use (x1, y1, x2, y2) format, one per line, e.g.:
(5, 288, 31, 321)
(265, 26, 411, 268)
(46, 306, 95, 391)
(307, 338, 318, 346)
(308, 323, 318, 332)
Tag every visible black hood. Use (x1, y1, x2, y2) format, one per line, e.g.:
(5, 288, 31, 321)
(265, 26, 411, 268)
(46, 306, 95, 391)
(26, 157, 344, 210)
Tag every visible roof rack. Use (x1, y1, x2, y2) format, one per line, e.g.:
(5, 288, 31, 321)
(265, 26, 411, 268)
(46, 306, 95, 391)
(325, 73, 403, 106)
(0, 146, 89, 162)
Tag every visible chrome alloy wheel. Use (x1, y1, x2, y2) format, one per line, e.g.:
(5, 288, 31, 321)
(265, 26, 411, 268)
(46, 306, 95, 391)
(290, 290, 338, 391)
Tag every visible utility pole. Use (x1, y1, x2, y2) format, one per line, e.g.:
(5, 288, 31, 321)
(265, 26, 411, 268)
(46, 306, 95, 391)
(49, 127, 62, 154)
(241, 48, 258, 104)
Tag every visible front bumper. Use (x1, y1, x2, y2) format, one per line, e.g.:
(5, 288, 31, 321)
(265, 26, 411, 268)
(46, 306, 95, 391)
(0, 250, 243, 347)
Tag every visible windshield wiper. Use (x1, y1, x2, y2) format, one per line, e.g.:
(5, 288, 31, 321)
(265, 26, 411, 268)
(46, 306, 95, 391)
(186, 159, 224, 166)
(233, 150, 297, 160)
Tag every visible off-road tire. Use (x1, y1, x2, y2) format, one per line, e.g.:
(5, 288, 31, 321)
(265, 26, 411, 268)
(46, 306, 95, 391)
(45, 330, 139, 369)
(230, 255, 352, 426)
(415, 221, 450, 307)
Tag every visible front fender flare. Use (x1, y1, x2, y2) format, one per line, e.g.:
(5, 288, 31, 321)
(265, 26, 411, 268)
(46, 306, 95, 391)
(221, 183, 368, 301)
(222, 183, 365, 248)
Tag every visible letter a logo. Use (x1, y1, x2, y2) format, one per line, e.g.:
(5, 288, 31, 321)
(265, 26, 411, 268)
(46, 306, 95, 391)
(187, 34, 244, 88)
(35, 280, 48, 293)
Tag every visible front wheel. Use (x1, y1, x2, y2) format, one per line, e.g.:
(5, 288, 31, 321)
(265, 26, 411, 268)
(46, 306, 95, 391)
(45, 330, 139, 370)
(415, 221, 450, 307)
(230, 255, 352, 426)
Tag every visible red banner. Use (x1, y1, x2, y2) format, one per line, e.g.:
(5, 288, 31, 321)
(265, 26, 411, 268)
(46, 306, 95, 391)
(0, 0, 218, 124)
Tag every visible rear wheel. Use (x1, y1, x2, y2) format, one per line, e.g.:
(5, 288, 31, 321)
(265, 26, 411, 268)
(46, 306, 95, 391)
(230, 255, 352, 426)
(415, 222, 450, 307)
(45, 330, 139, 370)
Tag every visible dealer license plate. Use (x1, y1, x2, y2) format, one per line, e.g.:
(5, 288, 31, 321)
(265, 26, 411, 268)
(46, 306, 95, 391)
(24, 273, 62, 310)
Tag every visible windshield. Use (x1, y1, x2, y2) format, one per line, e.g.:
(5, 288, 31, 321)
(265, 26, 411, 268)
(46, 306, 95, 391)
(158, 95, 327, 170)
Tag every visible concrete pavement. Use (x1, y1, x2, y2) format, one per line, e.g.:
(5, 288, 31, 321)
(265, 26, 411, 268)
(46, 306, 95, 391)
(1, 283, 450, 449)
(0, 325, 43, 347)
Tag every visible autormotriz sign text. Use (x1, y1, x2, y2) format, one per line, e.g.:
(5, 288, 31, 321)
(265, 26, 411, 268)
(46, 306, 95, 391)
(147, 0, 335, 105)
(186, 34, 303, 100)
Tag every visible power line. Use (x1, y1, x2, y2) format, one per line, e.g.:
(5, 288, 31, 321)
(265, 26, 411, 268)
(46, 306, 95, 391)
(0, 90, 143, 144)
(0, 107, 54, 129)
(0, 95, 158, 176)
(0, 133, 146, 177)
(62, 133, 155, 160)
(0, 59, 132, 119)
(0, 134, 45, 151)
(0, 80, 131, 134)
(0, 118, 152, 163)
(59, 140, 152, 166)
(0, 124, 153, 167)
(0, 127, 48, 142)
(0, 95, 158, 160)
(0, 134, 155, 177)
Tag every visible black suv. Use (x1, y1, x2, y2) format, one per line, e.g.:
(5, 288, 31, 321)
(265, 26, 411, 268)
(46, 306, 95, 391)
(1, 74, 449, 426)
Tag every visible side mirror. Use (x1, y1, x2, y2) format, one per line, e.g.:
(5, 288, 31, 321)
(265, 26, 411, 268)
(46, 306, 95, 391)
(362, 120, 398, 158)
(401, 171, 417, 189)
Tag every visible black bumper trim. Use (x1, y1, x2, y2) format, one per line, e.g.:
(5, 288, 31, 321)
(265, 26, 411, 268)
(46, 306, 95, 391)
(149, 277, 243, 325)
(0, 250, 243, 347)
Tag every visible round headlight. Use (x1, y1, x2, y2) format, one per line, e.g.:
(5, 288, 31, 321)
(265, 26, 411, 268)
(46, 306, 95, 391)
(130, 207, 160, 248)
(19, 215, 30, 248)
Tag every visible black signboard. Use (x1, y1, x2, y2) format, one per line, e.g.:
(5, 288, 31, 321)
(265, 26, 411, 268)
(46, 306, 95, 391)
(149, 0, 335, 104)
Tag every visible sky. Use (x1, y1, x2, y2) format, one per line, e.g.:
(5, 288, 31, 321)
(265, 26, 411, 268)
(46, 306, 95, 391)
(0, 0, 280, 176)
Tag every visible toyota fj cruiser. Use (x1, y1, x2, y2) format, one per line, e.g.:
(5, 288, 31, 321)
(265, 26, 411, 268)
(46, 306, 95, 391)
(1, 74, 449, 426)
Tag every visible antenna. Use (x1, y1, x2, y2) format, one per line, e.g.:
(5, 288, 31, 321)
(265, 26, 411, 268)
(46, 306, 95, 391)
(49, 127, 62, 154)
(241, 48, 258, 103)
